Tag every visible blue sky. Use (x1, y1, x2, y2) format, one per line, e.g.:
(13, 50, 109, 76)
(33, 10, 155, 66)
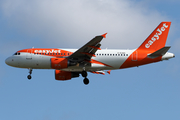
(0, 0, 180, 120)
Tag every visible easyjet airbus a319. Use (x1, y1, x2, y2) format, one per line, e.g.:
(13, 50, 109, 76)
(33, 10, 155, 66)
(5, 22, 175, 85)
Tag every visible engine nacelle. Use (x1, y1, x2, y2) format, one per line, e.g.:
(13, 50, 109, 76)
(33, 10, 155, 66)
(55, 70, 79, 81)
(51, 58, 68, 69)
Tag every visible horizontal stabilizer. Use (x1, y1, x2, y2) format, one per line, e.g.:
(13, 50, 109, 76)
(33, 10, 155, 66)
(148, 46, 171, 59)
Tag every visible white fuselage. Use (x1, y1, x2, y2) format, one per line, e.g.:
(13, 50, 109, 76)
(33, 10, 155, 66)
(5, 48, 174, 72)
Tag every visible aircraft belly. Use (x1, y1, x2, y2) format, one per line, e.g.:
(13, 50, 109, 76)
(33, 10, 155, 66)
(62, 62, 111, 72)
(93, 56, 128, 69)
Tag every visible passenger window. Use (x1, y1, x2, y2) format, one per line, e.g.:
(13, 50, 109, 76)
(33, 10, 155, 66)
(18, 53, 20, 55)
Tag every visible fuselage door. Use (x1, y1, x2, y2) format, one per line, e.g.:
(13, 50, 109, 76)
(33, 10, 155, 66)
(26, 49, 32, 59)
(132, 50, 138, 61)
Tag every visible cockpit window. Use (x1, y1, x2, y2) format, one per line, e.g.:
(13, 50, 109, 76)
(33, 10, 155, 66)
(13, 52, 20, 55)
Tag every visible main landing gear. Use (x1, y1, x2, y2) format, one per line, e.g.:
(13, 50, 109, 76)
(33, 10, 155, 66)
(82, 71, 89, 85)
(27, 68, 32, 80)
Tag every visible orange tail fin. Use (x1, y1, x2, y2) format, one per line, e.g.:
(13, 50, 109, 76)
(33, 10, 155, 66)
(138, 22, 171, 51)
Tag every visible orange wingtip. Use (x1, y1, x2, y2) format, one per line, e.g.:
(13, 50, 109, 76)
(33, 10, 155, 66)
(101, 33, 107, 38)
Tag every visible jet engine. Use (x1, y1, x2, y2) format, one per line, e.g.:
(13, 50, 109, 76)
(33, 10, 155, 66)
(55, 70, 79, 80)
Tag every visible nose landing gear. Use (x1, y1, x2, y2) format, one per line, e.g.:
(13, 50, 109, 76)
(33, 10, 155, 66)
(82, 71, 89, 85)
(27, 68, 32, 80)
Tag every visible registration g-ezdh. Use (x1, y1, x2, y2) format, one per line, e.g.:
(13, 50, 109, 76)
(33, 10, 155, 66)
(5, 22, 175, 85)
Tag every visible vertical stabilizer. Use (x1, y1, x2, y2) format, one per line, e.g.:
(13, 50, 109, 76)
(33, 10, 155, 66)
(138, 22, 171, 51)
(120, 22, 172, 69)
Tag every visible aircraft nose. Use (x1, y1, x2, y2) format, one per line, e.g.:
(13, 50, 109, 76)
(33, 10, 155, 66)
(5, 57, 12, 66)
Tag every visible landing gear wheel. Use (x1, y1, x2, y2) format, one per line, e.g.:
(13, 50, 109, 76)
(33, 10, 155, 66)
(83, 78, 89, 85)
(27, 75, 32, 80)
(82, 71, 87, 78)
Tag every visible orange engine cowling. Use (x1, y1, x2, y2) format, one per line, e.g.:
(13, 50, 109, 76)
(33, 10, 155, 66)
(51, 58, 68, 69)
(55, 70, 79, 81)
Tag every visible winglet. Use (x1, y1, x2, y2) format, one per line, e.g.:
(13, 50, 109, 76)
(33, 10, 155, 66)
(101, 33, 107, 38)
(138, 22, 171, 51)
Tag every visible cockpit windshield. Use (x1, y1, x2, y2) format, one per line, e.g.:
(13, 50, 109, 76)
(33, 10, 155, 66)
(13, 52, 20, 55)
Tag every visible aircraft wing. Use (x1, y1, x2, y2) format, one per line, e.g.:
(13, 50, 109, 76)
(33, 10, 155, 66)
(68, 33, 107, 62)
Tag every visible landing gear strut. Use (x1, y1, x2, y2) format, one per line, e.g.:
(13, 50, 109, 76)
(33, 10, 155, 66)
(27, 68, 32, 80)
(82, 71, 89, 85)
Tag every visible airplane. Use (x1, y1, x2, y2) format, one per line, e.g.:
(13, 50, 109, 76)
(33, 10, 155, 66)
(5, 22, 175, 85)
